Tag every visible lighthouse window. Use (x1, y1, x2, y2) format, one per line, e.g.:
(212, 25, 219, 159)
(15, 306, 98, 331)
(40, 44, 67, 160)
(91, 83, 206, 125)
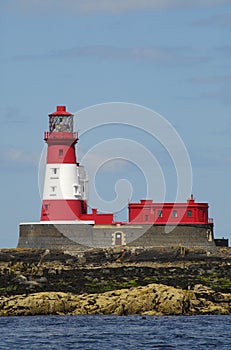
(158, 210, 163, 217)
(44, 204, 49, 211)
(50, 168, 59, 179)
(187, 210, 193, 217)
(51, 186, 56, 192)
(59, 149, 63, 156)
(145, 215, 149, 222)
(172, 210, 178, 218)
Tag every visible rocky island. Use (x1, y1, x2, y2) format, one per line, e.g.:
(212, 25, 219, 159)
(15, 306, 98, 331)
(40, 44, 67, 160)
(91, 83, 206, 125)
(0, 246, 230, 316)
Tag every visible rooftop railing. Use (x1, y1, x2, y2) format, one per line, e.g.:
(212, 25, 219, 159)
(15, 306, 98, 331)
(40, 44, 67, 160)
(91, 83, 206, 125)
(44, 131, 78, 140)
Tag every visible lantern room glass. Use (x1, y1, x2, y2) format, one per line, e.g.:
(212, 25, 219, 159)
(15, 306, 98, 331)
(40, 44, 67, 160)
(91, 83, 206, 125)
(49, 116, 73, 132)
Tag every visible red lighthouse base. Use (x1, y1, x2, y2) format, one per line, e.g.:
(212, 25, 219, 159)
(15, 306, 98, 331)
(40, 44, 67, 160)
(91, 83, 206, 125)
(41, 199, 87, 221)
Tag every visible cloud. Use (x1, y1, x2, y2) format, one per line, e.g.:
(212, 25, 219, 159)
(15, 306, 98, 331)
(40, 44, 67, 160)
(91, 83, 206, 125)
(4, 0, 231, 15)
(191, 75, 231, 85)
(62, 46, 211, 66)
(217, 46, 231, 56)
(190, 75, 231, 104)
(1, 147, 39, 169)
(191, 150, 231, 167)
(3, 46, 212, 67)
(193, 13, 231, 26)
(0, 106, 29, 124)
(78, 147, 129, 174)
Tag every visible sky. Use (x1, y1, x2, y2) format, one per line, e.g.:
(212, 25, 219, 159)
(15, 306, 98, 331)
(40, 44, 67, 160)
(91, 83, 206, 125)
(1, 0, 231, 247)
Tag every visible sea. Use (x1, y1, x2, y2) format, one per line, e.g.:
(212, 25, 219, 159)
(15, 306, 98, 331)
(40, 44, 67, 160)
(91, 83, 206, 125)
(0, 315, 230, 349)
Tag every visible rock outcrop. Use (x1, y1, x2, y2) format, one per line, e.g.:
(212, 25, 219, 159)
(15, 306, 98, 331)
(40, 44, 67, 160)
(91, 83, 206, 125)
(0, 247, 231, 297)
(0, 284, 230, 317)
(0, 247, 230, 316)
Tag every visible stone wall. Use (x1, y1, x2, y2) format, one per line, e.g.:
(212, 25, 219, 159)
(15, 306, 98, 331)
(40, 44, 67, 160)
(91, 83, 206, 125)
(18, 224, 88, 250)
(128, 224, 215, 250)
(18, 222, 216, 251)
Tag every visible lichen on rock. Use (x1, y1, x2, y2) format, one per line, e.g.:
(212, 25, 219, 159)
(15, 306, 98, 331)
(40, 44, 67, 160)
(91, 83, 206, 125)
(0, 283, 230, 317)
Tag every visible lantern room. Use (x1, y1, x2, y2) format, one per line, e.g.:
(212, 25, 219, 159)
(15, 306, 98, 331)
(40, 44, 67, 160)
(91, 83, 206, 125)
(48, 106, 74, 133)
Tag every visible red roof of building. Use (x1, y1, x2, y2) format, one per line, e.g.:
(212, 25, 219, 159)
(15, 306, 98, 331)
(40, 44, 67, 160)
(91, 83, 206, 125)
(48, 106, 73, 117)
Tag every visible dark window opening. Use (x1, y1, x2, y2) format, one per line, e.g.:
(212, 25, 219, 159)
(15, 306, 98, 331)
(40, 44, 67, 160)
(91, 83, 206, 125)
(187, 210, 193, 217)
(172, 210, 178, 217)
(59, 149, 63, 156)
(145, 215, 149, 221)
(44, 204, 49, 211)
(73, 185, 78, 195)
(158, 210, 163, 217)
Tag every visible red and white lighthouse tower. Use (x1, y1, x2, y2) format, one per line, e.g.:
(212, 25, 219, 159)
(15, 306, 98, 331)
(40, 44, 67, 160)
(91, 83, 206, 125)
(40, 106, 88, 221)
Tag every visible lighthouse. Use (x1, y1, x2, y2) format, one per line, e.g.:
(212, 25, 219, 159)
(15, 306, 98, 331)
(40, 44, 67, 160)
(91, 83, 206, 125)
(18, 104, 215, 250)
(40, 106, 88, 221)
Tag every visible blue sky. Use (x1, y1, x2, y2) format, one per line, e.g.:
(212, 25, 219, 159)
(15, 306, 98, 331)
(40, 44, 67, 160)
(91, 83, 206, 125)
(1, 0, 231, 247)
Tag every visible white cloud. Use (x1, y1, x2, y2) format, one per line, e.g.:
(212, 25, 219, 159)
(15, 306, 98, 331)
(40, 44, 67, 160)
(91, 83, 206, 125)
(1, 147, 39, 168)
(50, 46, 211, 66)
(4, 0, 231, 15)
(4, 46, 212, 67)
(78, 146, 130, 174)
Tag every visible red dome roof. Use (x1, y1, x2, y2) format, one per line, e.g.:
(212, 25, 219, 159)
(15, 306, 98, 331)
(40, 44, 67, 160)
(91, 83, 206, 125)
(48, 106, 73, 117)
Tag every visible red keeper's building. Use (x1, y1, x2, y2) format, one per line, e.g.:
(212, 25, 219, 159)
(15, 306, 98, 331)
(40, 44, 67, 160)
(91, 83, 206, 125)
(128, 197, 212, 225)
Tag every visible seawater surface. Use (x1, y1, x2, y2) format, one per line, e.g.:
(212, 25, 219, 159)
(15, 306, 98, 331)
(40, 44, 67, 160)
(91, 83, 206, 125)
(0, 315, 230, 350)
